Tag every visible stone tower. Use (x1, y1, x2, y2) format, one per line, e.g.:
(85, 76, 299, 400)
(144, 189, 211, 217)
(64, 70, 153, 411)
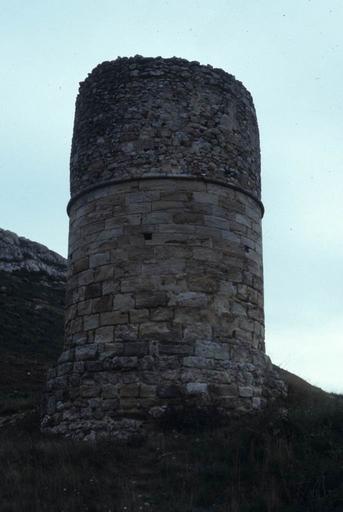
(42, 56, 286, 440)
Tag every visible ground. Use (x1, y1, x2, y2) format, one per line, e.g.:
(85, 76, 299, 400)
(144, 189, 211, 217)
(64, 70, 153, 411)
(0, 369, 342, 512)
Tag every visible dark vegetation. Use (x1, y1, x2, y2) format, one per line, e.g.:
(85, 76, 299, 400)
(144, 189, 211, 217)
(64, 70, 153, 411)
(0, 268, 342, 511)
(0, 269, 64, 413)
(0, 379, 342, 512)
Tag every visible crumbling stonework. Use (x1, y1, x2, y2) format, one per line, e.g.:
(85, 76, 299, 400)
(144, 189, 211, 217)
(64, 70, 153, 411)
(42, 56, 286, 440)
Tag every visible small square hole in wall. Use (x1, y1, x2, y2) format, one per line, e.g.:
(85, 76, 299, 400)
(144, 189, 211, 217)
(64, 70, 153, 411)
(143, 232, 152, 241)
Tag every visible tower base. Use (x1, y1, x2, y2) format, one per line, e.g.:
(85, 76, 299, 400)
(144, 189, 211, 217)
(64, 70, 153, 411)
(41, 339, 287, 441)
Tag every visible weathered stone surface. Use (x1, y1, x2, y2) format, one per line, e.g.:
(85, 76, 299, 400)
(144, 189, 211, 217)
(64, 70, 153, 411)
(42, 56, 287, 441)
(239, 386, 254, 398)
(186, 382, 208, 395)
(75, 344, 98, 361)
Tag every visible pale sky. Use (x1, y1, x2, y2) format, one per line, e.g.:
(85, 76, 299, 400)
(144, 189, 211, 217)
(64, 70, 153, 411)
(1, 0, 342, 392)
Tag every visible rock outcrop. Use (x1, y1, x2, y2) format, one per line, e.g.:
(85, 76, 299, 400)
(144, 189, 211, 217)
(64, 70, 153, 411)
(0, 228, 66, 281)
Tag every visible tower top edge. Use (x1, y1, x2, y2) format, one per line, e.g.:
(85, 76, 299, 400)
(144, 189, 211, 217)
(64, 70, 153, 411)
(79, 55, 253, 100)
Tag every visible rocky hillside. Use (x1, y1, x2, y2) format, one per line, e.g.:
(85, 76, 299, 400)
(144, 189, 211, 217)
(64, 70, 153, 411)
(0, 228, 66, 279)
(0, 228, 66, 406)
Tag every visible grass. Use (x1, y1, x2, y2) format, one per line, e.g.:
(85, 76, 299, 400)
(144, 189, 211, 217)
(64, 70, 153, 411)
(0, 269, 64, 400)
(0, 378, 342, 512)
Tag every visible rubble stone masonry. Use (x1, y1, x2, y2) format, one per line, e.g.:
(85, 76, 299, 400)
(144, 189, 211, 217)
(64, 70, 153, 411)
(42, 56, 286, 440)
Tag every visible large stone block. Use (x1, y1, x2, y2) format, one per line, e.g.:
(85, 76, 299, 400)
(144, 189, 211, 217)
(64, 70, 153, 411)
(195, 340, 231, 360)
(185, 382, 208, 395)
(75, 344, 98, 361)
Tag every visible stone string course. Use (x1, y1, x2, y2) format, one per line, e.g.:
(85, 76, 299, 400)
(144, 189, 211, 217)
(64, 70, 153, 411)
(42, 57, 286, 440)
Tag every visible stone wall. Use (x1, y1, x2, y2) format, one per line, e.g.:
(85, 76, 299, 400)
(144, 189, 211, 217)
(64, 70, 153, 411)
(69, 56, 261, 203)
(42, 57, 286, 440)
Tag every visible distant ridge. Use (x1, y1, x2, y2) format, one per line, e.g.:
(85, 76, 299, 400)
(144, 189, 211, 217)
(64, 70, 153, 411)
(0, 228, 66, 280)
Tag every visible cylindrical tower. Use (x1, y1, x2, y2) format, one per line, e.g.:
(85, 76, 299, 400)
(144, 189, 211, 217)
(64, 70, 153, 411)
(42, 57, 286, 440)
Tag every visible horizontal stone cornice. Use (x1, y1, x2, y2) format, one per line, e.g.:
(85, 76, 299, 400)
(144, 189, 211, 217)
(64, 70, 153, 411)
(67, 174, 264, 217)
